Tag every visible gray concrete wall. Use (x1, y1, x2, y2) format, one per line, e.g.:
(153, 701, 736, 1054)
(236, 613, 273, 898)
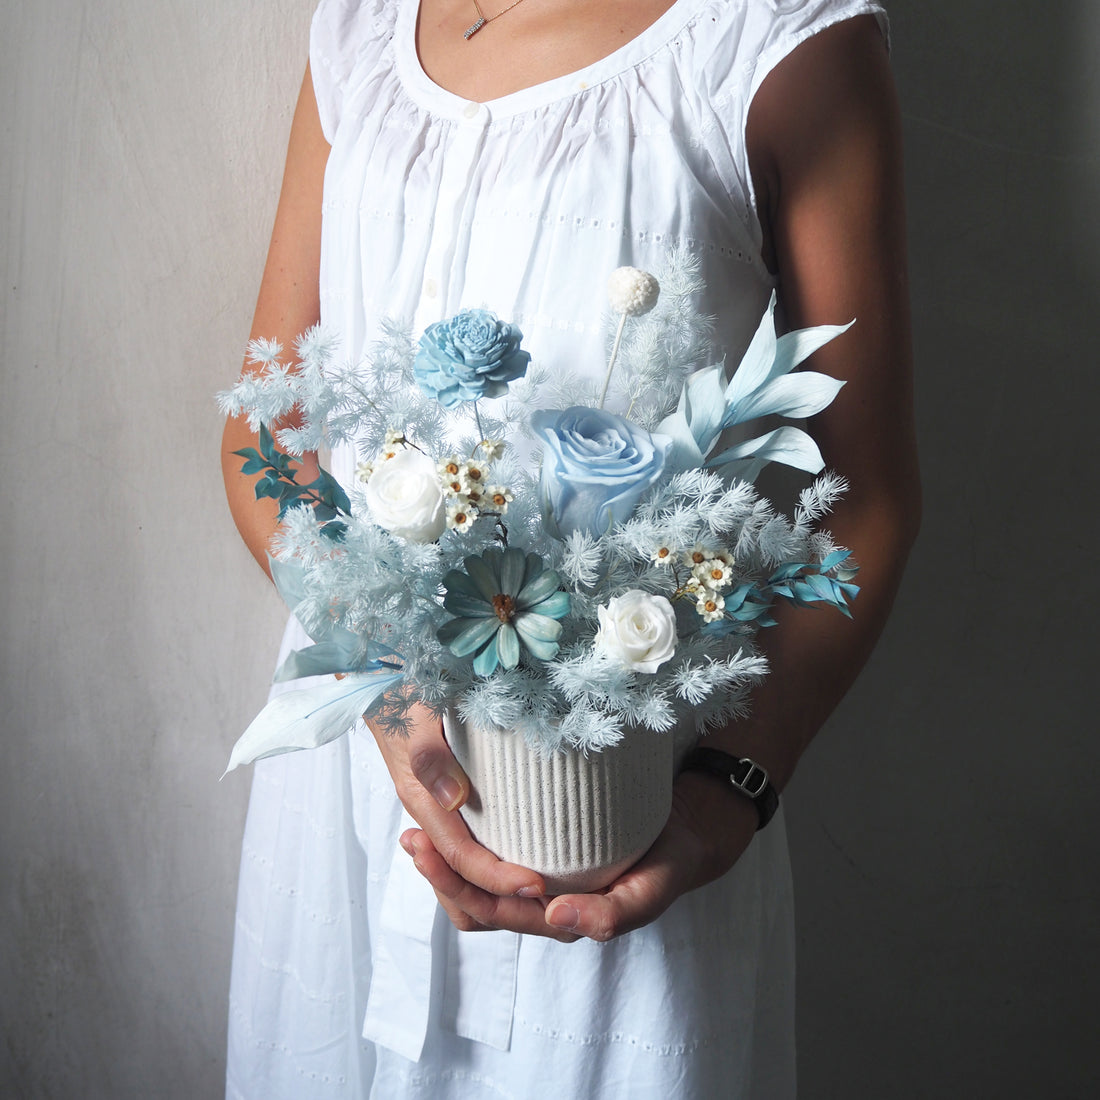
(1, 1, 1096, 1096)
(787, 3, 1100, 1095)
(1, 2, 309, 1095)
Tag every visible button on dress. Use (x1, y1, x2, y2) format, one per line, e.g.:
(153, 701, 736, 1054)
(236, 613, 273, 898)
(226, 1, 888, 1096)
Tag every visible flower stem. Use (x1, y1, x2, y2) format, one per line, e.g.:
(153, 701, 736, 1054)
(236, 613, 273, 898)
(597, 313, 628, 410)
(473, 401, 486, 446)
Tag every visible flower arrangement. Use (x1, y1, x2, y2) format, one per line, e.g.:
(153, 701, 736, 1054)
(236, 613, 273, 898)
(219, 253, 859, 771)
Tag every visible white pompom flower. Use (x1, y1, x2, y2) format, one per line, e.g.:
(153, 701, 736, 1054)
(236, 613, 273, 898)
(687, 545, 715, 566)
(607, 267, 660, 317)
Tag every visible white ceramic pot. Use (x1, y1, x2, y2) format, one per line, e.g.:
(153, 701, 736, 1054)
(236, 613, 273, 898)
(443, 710, 677, 894)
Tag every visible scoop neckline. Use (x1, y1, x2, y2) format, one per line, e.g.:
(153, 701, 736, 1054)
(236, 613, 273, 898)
(394, 0, 710, 119)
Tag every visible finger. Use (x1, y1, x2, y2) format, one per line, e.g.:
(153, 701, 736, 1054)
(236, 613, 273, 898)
(433, 888, 492, 933)
(545, 771, 762, 941)
(376, 711, 549, 896)
(400, 834, 491, 932)
(405, 832, 579, 943)
(544, 828, 697, 942)
(404, 725, 470, 812)
(400, 827, 545, 902)
(430, 826, 547, 900)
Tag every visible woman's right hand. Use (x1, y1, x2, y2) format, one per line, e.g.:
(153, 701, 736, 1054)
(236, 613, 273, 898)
(370, 706, 581, 943)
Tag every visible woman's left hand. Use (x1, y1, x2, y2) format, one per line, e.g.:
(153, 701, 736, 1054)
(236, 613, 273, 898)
(401, 768, 759, 941)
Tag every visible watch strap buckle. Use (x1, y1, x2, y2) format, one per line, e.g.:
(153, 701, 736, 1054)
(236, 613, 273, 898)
(730, 757, 770, 799)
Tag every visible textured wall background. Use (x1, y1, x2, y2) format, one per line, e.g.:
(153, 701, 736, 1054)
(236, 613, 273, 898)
(1, 1, 1096, 1096)
(0, 2, 309, 1094)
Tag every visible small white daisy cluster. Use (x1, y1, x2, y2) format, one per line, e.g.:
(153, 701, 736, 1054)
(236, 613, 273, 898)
(354, 427, 413, 483)
(652, 544, 736, 623)
(436, 445, 513, 532)
(356, 430, 513, 535)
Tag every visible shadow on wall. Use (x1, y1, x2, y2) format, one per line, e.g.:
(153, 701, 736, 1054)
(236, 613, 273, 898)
(786, 3, 1100, 1097)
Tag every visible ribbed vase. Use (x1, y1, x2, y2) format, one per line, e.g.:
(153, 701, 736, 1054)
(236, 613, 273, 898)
(443, 711, 675, 894)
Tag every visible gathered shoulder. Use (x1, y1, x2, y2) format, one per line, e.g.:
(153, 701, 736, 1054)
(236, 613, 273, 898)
(686, 0, 887, 229)
(310, 0, 400, 142)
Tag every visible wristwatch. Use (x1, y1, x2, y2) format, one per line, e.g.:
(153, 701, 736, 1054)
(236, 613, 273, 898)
(680, 746, 780, 830)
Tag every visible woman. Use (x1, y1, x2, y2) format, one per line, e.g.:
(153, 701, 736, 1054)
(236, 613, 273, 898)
(222, 1, 919, 1095)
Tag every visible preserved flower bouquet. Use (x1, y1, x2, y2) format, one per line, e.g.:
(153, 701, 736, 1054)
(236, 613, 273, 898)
(220, 254, 859, 884)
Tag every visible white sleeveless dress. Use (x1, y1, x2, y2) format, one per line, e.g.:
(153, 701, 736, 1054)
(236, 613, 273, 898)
(226, 2, 887, 1096)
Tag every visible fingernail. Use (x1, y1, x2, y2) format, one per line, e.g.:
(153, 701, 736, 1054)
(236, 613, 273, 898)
(432, 774, 463, 811)
(547, 903, 579, 931)
(516, 884, 542, 898)
(399, 832, 416, 856)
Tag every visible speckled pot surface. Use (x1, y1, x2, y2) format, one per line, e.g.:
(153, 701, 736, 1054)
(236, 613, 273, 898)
(443, 711, 676, 894)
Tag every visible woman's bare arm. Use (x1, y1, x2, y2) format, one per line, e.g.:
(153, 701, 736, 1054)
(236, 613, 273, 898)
(715, 13, 921, 790)
(222, 64, 329, 578)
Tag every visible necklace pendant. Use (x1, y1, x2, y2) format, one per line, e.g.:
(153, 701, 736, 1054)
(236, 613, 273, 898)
(463, 17, 486, 39)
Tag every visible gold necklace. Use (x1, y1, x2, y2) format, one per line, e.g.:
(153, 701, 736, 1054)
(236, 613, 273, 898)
(464, 0, 531, 40)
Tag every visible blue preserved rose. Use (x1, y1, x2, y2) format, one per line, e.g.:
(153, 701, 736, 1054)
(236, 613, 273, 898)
(530, 406, 672, 537)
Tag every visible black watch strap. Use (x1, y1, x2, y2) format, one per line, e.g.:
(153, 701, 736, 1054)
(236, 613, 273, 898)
(681, 747, 780, 830)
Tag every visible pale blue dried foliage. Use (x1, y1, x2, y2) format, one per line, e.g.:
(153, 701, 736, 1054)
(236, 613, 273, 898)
(670, 653, 768, 706)
(218, 328, 346, 445)
(264, 437, 847, 747)
(807, 530, 841, 564)
(609, 247, 716, 429)
(457, 668, 561, 750)
(217, 358, 299, 432)
(226, 279, 853, 750)
(272, 502, 338, 562)
(556, 706, 625, 752)
(295, 326, 340, 366)
(558, 531, 603, 588)
(795, 471, 849, 526)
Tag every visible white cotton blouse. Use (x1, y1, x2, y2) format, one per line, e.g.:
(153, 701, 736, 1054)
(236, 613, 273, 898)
(227, 1, 887, 1097)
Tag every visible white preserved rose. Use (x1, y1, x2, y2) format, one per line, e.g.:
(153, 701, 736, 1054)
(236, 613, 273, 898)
(363, 447, 446, 542)
(594, 590, 677, 673)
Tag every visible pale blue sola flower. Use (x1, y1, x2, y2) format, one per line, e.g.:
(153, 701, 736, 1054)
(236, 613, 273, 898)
(413, 309, 531, 409)
(438, 548, 570, 677)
